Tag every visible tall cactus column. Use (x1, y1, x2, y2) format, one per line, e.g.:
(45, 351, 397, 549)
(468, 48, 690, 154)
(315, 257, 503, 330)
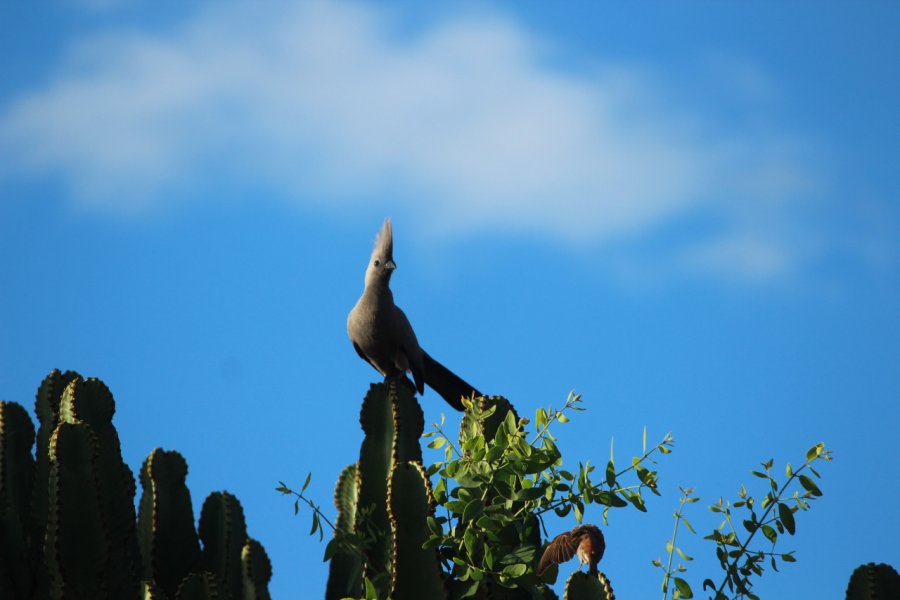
(325, 378, 445, 600)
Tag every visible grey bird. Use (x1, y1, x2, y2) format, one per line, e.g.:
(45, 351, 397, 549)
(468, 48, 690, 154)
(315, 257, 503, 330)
(347, 218, 481, 411)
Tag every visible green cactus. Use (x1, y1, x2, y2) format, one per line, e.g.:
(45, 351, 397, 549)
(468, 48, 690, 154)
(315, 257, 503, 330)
(563, 571, 615, 600)
(356, 380, 413, 596)
(325, 464, 362, 600)
(45, 420, 109, 599)
(0, 401, 37, 598)
(60, 377, 141, 598)
(388, 460, 446, 600)
(198, 491, 248, 600)
(241, 538, 272, 600)
(174, 571, 221, 600)
(356, 382, 394, 580)
(33, 370, 81, 558)
(0, 370, 272, 600)
(326, 378, 442, 598)
(138, 448, 202, 598)
(845, 562, 900, 600)
(141, 579, 168, 599)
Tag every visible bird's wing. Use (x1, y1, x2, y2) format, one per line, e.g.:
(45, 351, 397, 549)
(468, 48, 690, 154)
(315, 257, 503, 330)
(352, 342, 379, 372)
(537, 531, 580, 575)
(392, 306, 425, 394)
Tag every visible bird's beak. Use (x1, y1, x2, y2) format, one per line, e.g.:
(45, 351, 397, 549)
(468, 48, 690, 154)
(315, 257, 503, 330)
(385, 260, 396, 271)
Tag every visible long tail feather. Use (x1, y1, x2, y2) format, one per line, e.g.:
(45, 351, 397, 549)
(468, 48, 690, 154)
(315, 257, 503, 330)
(421, 352, 481, 411)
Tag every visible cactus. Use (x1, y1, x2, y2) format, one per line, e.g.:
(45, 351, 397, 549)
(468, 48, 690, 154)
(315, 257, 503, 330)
(563, 571, 615, 600)
(141, 579, 167, 599)
(45, 420, 109, 599)
(0, 370, 271, 600)
(845, 562, 900, 600)
(138, 448, 202, 598)
(241, 538, 272, 600)
(32, 369, 81, 566)
(175, 571, 221, 600)
(60, 377, 141, 598)
(326, 378, 444, 599)
(0, 401, 36, 598)
(387, 460, 446, 599)
(198, 491, 247, 600)
(325, 464, 362, 600)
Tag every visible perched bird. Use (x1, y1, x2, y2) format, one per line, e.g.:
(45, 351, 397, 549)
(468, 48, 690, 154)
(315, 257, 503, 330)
(347, 218, 482, 411)
(537, 524, 606, 577)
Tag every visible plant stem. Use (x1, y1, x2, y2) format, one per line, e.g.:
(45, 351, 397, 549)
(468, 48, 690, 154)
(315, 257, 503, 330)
(662, 495, 685, 600)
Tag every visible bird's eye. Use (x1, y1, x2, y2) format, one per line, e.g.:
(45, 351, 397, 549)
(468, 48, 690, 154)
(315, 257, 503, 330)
(374, 260, 380, 267)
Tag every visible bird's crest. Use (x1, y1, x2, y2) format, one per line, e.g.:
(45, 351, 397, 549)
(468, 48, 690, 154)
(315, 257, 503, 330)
(372, 217, 393, 260)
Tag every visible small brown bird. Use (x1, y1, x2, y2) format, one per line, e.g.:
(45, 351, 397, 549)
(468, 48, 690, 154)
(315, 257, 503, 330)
(537, 524, 606, 576)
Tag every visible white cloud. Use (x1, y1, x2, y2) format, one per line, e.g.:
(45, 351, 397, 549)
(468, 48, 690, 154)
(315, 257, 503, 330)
(0, 1, 817, 277)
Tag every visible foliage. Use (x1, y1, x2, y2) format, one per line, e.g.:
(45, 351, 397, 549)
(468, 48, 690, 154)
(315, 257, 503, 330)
(281, 380, 850, 599)
(280, 382, 670, 599)
(424, 392, 670, 596)
(0, 369, 271, 600)
(653, 444, 833, 600)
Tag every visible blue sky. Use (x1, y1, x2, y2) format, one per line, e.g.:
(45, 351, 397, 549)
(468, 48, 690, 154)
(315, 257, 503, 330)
(1, 1, 898, 598)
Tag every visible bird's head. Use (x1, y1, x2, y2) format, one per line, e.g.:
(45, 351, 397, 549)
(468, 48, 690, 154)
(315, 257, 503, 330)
(365, 218, 396, 287)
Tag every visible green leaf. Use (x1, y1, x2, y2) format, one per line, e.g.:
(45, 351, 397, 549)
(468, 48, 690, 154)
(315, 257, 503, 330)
(364, 577, 378, 600)
(302, 472, 312, 492)
(762, 524, 777, 543)
(675, 547, 693, 561)
(628, 492, 647, 512)
(501, 545, 536, 564)
(502, 564, 527, 578)
(463, 499, 484, 522)
(427, 437, 447, 449)
(503, 410, 518, 435)
(778, 502, 796, 535)
(798, 474, 822, 496)
(464, 527, 476, 557)
(605, 459, 616, 487)
(323, 538, 340, 561)
(681, 516, 696, 534)
(516, 487, 544, 502)
(557, 413, 570, 424)
(785, 463, 793, 478)
(781, 553, 796, 563)
(476, 515, 501, 532)
(806, 443, 822, 462)
(673, 577, 694, 598)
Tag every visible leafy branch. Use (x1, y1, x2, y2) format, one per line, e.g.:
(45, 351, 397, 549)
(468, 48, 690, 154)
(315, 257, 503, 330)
(276, 473, 334, 540)
(701, 442, 832, 599)
(653, 486, 699, 599)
